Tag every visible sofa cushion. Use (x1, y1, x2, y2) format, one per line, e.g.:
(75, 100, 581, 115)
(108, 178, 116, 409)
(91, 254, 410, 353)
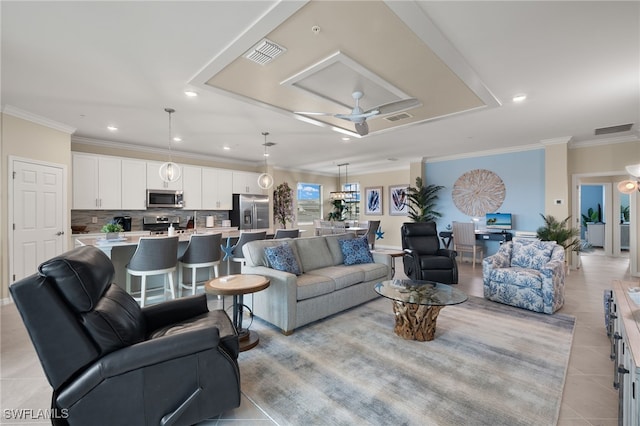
(353, 262, 389, 282)
(339, 237, 374, 265)
(296, 273, 336, 301)
(81, 284, 145, 355)
(490, 267, 543, 290)
(293, 237, 334, 272)
(324, 232, 355, 265)
(511, 239, 554, 270)
(307, 266, 365, 291)
(265, 243, 301, 275)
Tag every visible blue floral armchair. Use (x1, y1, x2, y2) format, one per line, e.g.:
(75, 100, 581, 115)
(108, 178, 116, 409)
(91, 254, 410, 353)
(482, 238, 566, 314)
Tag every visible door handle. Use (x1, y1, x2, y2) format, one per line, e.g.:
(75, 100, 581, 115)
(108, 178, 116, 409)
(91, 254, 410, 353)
(56, 231, 65, 236)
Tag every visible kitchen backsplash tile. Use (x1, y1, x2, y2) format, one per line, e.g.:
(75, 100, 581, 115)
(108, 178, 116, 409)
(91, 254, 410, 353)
(71, 210, 229, 233)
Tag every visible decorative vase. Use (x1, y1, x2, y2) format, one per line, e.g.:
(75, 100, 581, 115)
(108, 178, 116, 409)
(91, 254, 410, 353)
(106, 232, 119, 240)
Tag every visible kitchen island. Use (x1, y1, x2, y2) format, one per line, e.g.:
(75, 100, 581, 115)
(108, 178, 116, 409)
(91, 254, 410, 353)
(74, 227, 272, 295)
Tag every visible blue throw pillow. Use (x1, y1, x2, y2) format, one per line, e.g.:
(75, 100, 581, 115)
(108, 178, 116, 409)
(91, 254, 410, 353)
(338, 237, 373, 266)
(265, 243, 301, 275)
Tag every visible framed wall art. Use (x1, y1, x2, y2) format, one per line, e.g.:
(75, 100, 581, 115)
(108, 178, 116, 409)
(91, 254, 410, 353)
(389, 184, 409, 216)
(364, 186, 383, 215)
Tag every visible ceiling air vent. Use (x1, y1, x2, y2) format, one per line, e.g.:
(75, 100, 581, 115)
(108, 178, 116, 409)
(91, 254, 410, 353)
(594, 123, 633, 135)
(384, 112, 413, 122)
(244, 39, 286, 66)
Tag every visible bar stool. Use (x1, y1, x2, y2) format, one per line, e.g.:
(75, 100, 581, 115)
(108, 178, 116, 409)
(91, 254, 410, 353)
(178, 233, 222, 296)
(273, 229, 300, 239)
(126, 236, 179, 307)
(230, 231, 267, 274)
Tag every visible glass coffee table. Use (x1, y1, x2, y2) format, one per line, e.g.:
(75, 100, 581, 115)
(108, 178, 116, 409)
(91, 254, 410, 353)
(374, 279, 468, 341)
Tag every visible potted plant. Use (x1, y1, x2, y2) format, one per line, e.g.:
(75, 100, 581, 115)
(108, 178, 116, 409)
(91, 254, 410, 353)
(536, 214, 581, 252)
(327, 199, 349, 222)
(273, 182, 295, 229)
(101, 220, 124, 240)
(406, 177, 444, 222)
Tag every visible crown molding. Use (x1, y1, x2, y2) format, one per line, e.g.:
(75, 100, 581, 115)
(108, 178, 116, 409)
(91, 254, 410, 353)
(2, 105, 76, 134)
(569, 134, 640, 149)
(540, 136, 572, 146)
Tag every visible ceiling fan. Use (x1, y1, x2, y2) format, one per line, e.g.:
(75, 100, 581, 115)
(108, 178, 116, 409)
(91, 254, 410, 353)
(296, 91, 421, 136)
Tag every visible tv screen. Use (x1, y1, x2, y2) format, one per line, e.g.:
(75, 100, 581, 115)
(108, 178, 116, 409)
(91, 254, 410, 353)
(486, 213, 512, 230)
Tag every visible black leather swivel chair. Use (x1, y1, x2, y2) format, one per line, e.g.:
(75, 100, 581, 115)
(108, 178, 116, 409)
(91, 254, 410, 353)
(401, 222, 458, 284)
(10, 246, 240, 426)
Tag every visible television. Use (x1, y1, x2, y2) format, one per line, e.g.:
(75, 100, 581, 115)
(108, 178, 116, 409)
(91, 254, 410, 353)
(485, 213, 512, 230)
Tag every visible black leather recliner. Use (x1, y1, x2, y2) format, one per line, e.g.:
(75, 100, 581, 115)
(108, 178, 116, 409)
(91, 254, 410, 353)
(401, 222, 458, 284)
(10, 246, 240, 426)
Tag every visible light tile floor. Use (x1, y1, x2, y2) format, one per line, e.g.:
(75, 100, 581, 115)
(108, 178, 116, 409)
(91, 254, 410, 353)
(0, 251, 632, 425)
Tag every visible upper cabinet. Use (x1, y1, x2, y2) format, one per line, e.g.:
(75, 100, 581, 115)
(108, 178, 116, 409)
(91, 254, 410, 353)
(146, 161, 182, 190)
(72, 153, 122, 210)
(182, 165, 202, 210)
(121, 159, 147, 210)
(232, 171, 264, 195)
(202, 168, 233, 210)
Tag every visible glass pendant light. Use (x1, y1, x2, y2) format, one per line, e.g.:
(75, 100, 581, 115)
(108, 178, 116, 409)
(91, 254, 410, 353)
(159, 107, 181, 183)
(258, 132, 274, 190)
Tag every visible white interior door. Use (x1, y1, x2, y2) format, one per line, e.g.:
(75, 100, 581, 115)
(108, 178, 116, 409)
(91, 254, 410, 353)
(11, 158, 66, 283)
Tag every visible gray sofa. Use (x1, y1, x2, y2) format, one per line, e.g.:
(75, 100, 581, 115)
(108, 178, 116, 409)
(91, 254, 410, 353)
(242, 233, 392, 334)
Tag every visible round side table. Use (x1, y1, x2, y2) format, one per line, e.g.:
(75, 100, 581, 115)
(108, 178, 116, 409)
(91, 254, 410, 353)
(205, 274, 270, 351)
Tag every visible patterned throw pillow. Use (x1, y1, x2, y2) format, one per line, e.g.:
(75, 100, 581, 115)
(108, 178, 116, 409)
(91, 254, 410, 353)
(265, 243, 301, 275)
(338, 237, 374, 266)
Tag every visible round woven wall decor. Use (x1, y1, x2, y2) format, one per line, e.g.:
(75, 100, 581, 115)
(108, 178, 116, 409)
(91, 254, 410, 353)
(452, 169, 505, 216)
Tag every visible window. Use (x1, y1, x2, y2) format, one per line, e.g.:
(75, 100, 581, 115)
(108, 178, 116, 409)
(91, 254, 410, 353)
(297, 183, 322, 225)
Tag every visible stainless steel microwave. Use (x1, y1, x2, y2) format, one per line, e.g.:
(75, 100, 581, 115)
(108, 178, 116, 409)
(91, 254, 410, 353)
(147, 189, 184, 208)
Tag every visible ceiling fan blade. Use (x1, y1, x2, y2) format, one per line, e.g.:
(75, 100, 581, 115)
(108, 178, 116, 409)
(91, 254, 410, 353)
(295, 111, 335, 116)
(355, 121, 369, 136)
(367, 98, 421, 115)
(335, 110, 379, 122)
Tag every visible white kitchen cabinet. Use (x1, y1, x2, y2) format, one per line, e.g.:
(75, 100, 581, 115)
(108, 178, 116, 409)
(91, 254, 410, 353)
(121, 159, 147, 210)
(182, 165, 202, 210)
(146, 161, 183, 190)
(73, 153, 121, 210)
(202, 168, 233, 210)
(587, 223, 605, 247)
(232, 171, 264, 195)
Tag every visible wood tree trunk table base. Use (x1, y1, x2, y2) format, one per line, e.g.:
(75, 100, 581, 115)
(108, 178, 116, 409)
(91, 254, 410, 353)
(392, 301, 443, 341)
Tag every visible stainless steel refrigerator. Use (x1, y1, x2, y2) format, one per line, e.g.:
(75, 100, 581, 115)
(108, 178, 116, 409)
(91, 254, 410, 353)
(230, 194, 269, 230)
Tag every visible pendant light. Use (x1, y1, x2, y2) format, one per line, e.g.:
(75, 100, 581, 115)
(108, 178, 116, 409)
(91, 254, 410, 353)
(159, 107, 181, 183)
(257, 131, 274, 190)
(330, 163, 357, 200)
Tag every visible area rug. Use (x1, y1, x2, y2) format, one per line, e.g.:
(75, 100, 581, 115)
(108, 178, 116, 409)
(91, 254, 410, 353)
(239, 296, 575, 426)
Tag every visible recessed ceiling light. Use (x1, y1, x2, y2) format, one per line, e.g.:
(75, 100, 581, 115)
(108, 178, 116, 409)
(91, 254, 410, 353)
(512, 94, 527, 102)
(184, 90, 198, 97)
(342, 137, 350, 141)
(223, 146, 231, 150)
(107, 125, 118, 131)
(173, 137, 182, 142)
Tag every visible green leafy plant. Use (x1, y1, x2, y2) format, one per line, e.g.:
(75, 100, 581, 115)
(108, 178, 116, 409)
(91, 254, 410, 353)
(101, 220, 123, 233)
(621, 205, 630, 223)
(536, 214, 581, 252)
(581, 206, 600, 227)
(406, 177, 444, 222)
(273, 182, 295, 229)
(327, 199, 349, 221)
